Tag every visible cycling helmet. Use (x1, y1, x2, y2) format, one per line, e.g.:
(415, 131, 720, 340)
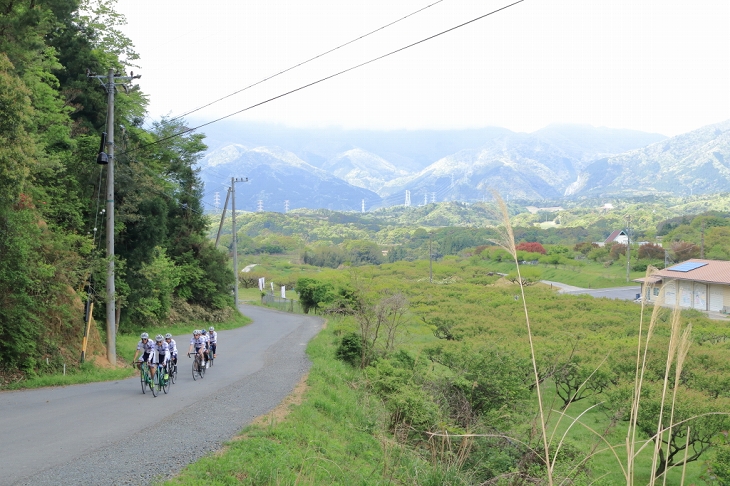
(155, 334, 164, 342)
(165, 333, 172, 339)
(201, 329, 207, 334)
(193, 329, 201, 335)
(209, 326, 215, 332)
(140, 332, 149, 339)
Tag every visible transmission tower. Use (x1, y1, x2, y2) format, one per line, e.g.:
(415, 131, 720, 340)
(404, 190, 411, 207)
(431, 192, 436, 203)
(214, 192, 220, 211)
(361, 199, 365, 213)
(284, 200, 289, 213)
(257, 200, 264, 212)
(424, 193, 428, 205)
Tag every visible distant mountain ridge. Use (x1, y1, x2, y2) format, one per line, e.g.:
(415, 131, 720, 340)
(566, 120, 730, 197)
(194, 122, 730, 210)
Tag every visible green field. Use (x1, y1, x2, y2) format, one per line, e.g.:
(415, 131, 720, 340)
(167, 252, 730, 484)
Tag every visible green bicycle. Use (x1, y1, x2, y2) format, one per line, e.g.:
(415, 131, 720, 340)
(153, 362, 171, 395)
(139, 361, 156, 397)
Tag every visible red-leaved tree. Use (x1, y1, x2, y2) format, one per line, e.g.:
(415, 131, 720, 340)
(516, 242, 546, 254)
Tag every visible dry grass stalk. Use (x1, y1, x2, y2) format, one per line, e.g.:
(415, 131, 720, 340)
(649, 303, 683, 485)
(489, 190, 552, 485)
(661, 323, 692, 486)
(628, 267, 663, 483)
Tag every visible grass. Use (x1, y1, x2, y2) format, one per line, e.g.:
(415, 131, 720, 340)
(542, 385, 704, 485)
(164, 323, 457, 485)
(481, 259, 647, 288)
(1, 361, 134, 390)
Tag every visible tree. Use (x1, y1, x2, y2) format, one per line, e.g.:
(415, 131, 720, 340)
(638, 242, 665, 260)
(636, 386, 730, 479)
(516, 242, 546, 254)
(671, 241, 700, 262)
(295, 277, 334, 314)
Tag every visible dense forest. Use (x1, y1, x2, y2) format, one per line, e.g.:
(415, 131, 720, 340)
(0, 0, 233, 376)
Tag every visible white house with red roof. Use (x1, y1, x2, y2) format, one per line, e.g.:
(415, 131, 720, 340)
(635, 259, 730, 312)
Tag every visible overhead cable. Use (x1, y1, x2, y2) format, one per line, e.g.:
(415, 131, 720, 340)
(168, 0, 446, 122)
(122, 0, 525, 154)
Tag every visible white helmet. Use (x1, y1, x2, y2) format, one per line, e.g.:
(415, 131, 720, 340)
(140, 332, 149, 339)
(209, 326, 215, 332)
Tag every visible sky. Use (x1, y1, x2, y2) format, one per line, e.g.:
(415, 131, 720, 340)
(116, 0, 730, 137)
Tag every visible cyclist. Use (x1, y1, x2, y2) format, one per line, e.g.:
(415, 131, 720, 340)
(164, 333, 178, 372)
(208, 326, 218, 358)
(132, 332, 155, 383)
(152, 334, 169, 383)
(201, 329, 211, 365)
(187, 329, 207, 367)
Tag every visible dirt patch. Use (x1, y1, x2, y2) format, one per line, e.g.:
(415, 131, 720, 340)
(250, 372, 309, 427)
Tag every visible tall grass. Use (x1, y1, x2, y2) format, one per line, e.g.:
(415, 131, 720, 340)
(490, 191, 727, 485)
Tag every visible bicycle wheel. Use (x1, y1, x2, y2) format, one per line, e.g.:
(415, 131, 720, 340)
(149, 369, 158, 397)
(162, 365, 171, 394)
(199, 358, 206, 378)
(140, 364, 146, 394)
(170, 361, 177, 384)
(208, 352, 214, 368)
(192, 357, 199, 381)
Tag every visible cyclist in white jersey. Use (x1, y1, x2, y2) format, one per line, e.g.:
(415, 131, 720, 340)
(132, 332, 155, 371)
(151, 334, 169, 382)
(201, 329, 211, 366)
(164, 333, 178, 368)
(208, 326, 218, 358)
(187, 330, 207, 366)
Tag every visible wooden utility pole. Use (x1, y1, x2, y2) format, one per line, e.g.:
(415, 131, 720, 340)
(214, 187, 231, 247)
(89, 69, 140, 365)
(230, 177, 248, 306)
(625, 215, 631, 283)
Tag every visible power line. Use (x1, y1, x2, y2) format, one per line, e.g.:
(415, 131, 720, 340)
(122, 0, 525, 155)
(168, 0, 446, 123)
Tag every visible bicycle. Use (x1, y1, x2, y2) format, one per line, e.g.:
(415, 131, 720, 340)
(189, 352, 205, 380)
(138, 361, 156, 397)
(154, 362, 171, 395)
(206, 346, 214, 368)
(168, 358, 178, 384)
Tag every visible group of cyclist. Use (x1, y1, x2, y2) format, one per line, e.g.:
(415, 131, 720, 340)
(187, 327, 217, 368)
(132, 327, 218, 383)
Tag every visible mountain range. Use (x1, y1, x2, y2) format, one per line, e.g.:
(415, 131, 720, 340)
(195, 120, 730, 212)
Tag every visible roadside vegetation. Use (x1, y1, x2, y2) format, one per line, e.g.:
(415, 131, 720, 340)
(170, 199, 730, 484)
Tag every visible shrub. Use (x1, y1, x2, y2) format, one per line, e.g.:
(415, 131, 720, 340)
(515, 242, 546, 254)
(335, 332, 362, 367)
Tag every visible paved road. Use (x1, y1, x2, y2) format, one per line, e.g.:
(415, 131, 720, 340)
(0, 305, 323, 486)
(542, 280, 641, 301)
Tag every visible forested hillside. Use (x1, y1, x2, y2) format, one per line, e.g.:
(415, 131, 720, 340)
(0, 0, 233, 378)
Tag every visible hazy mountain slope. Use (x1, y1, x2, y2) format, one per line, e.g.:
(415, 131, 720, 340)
(199, 144, 381, 212)
(321, 149, 409, 193)
(533, 124, 666, 168)
(566, 120, 730, 197)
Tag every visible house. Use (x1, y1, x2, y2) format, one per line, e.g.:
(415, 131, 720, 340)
(634, 259, 730, 312)
(595, 229, 629, 247)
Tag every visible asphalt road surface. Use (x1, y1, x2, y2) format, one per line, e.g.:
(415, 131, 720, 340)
(542, 280, 641, 301)
(0, 305, 323, 486)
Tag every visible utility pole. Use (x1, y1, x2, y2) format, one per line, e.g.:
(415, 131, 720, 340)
(625, 214, 631, 282)
(214, 187, 231, 247)
(230, 177, 247, 307)
(700, 221, 706, 258)
(89, 68, 140, 366)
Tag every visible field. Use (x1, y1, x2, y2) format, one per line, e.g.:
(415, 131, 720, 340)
(168, 250, 730, 484)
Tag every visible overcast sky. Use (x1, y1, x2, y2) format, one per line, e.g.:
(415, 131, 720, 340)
(116, 0, 730, 137)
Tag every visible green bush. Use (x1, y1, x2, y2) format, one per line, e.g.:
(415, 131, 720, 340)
(335, 332, 362, 366)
